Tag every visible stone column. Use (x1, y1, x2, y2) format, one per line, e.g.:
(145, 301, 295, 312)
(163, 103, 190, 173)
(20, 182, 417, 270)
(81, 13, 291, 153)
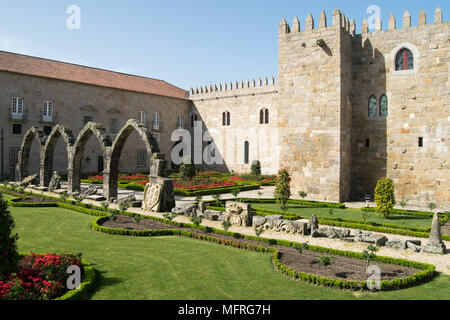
(67, 168, 79, 194)
(103, 170, 117, 200)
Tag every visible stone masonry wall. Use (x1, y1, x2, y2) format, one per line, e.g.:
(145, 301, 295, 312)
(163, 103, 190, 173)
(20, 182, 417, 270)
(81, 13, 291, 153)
(351, 9, 450, 210)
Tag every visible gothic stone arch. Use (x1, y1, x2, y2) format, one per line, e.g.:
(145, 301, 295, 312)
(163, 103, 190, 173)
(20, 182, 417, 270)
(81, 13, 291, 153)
(16, 126, 47, 182)
(105, 119, 160, 199)
(41, 125, 76, 187)
(70, 122, 112, 194)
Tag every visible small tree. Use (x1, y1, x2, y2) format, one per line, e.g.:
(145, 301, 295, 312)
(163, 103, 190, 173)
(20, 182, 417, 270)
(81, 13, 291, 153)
(294, 243, 309, 255)
(298, 191, 308, 199)
(362, 210, 369, 223)
(119, 203, 129, 213)
(257, 191, 263, 199)
(428, 203, 437, 212)
(222, 220, 232, 231)
(399, 197, 408, 210)
(212, 194, 221, 206)
(190, 215, 202, 227)
(318, 255, 333, 267)
(254, 226, 264, 236)
(250, 160, 261, 176)
(133, 214, 142, 223)
(0, 193, 19, 280)
(362, 244, 378, 268)
(374, 177, 396, 219)
(328, 208, 334, 217)
(101, 201, 109, 211)
(274, 168, 291, 212)
(230, 188, 241, 198)
(179, 156, 196, 180)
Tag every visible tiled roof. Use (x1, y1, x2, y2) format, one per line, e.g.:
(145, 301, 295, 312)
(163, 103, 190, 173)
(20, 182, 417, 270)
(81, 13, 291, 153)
(0, 50, 187, 99)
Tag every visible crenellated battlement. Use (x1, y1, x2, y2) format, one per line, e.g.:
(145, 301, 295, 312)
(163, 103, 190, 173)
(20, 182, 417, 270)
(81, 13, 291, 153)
(188, 76, 276, 100)
(361, 6, 444, 34)
(279, 9, 356, 36)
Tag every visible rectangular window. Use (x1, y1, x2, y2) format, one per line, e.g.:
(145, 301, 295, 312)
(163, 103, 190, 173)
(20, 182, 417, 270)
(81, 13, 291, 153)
(418, 137, 423, 147)
(110, 118, 120, 134)
(43, 100, 54, 122)
(12, 124, 22, 135)
(11, 97, 24, 120)
(9, 147, 20, 172)
(83, 116, 93, 125)
(137, 150, 147, 167)
(139, 111, 147, 124)
(365, 138, 370, 148)
(177, 115, 184, 129)
(152, 113, 160, 130)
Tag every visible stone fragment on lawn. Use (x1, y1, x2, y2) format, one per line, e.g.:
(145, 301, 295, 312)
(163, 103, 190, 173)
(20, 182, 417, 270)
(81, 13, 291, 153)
(356, 232, 388, 246)
(48, 171, 61, 192)
(86, 195, 106, 202)
(308, 214, 319, 233)
(80, 185, 98, 198)
(253, 216, 267, 228)
(204, 210, 219, 221)
(20, 174, 38, 187)
(171, 203, 196, 216)
(386, 239, 406, 249)
(225, 202, 253, 227)
(406, 242, 421, 252)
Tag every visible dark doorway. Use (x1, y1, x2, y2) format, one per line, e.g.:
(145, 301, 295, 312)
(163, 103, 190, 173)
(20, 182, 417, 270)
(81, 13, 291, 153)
(98, 156, 104, 173)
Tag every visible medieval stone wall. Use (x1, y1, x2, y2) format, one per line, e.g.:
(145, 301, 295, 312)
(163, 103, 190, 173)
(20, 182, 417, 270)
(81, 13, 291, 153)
(351, 8, 450, 210)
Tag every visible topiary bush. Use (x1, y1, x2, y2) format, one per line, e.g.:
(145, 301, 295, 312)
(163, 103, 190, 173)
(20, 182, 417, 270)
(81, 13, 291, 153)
(374, 177, 396, 219)
(251, 160, 261, 176)
(274, 168, 291, 212)
(0, 193, 19, 280)
(179, 156, 196, 180)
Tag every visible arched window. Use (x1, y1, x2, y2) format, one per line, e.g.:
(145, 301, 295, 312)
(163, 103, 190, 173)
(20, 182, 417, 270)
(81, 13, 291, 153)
(244, 141, 249, 164)
(379, 94, 388, 117)
(191, 113, 198, 128)
(395, 48, 414, 71)
(259, 108, 269, 124)
(222, 111, 230, 126)
(368, 96, 378, 117)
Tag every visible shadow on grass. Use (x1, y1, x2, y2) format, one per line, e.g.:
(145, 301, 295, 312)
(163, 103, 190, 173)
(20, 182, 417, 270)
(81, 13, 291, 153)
(86, 267, 123, 299)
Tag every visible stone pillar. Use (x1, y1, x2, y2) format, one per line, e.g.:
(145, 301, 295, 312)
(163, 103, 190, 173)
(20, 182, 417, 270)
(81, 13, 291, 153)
(67, 168, 79, 194)
(103, 170, 117, 200)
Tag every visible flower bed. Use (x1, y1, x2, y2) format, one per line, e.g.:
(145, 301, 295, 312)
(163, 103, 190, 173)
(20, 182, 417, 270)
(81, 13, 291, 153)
(0, 252, 94, 300)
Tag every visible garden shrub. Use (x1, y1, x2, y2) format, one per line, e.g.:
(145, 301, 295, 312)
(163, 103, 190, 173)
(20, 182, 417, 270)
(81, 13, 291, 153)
(0, 193, 19, 280)
(374, 177, 396, 219)
(179, 157, 196, 180)
(250, 160, 261, 176)
(274, 168, 291, 212)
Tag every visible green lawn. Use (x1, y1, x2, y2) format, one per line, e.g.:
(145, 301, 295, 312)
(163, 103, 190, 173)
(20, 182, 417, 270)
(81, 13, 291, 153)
(6, 197, 450, 300)
(251, 203, 433, 229)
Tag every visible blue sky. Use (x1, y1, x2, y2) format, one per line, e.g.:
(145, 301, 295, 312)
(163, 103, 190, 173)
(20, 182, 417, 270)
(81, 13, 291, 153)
(0, 0, 447, 90)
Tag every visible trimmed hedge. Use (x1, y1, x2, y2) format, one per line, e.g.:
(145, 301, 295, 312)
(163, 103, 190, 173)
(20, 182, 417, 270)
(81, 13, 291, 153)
(54, 259, 96, 300)
(91, 215, 437, 292)
(361, 206, 449, 222)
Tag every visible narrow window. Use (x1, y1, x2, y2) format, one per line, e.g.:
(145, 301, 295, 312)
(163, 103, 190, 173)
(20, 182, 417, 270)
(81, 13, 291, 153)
(152, 113, 160, 130)
(12, 124, 22, 135)
(365, 138, 370, 148)
(137, 150, 147, 167)
(138, 111, 147, 125)
(9, 147, 21, 172)
(227, 111, 230, 126)
(244, 141, 249, 164)
(191, 114, 198, 127)
(395, 48, 414, 71)
(43, 100, 54, 122)
(11, 97, 24, 120)
(265, 108, 269, 124)
(379, 94, 388, 117)
(177, 115, 184, 129)
(260, 109, 264, 124)
(418, 137, 423, 147)
(368, 96, 378, 117)
(223, 111, 230, 126)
